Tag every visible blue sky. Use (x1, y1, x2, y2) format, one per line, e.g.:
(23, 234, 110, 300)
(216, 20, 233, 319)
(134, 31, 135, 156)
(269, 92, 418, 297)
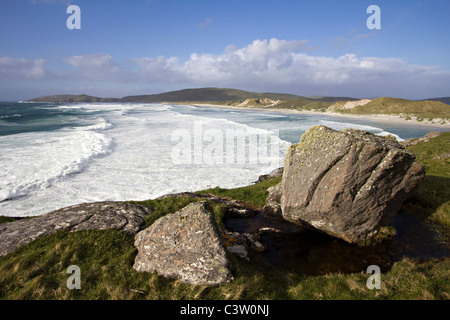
(0, 0, 449, 100)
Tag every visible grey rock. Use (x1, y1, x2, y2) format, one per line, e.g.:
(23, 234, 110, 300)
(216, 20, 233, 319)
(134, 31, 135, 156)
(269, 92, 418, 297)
(157, 192, 257, 218)
(222, 230, 266, 260)
(262, 183, 283, 220)
(226, 243, 249, 260)
(281, 125, 425, 243)
(402, 131, 442, 147)
(222, 199, 257, 218)
(434, 152, 450, 160)
(257, 167, 284, 182)
(0, 202, 151, 257)
(133, 202, 234, 286)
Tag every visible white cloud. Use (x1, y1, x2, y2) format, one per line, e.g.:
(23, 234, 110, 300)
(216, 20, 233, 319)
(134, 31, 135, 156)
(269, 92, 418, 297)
(3, 38, 450, 99)
(64, 53, 116, 69)
(198, 17, 213, 30)
(55, 39, 450, 98)
(0, 56, 47, 80)
(62, 53, 124, 81)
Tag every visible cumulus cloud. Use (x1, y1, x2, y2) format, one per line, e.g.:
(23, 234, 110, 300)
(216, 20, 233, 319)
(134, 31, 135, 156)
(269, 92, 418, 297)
(3, 38, 450, 99)
(62, 53, 124, 81)
(0, 56, 47, 80)
(109, 38, 447, 98)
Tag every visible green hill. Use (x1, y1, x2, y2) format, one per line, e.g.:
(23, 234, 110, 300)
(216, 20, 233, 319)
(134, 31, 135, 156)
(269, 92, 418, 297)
(28, 88, 355, 104)
(122, 88, 305, 103)
(29, 94, 120, 103)
(423, 97, 450, 105)
(27, 89, 450, 122)
(339, 97, 450, 121)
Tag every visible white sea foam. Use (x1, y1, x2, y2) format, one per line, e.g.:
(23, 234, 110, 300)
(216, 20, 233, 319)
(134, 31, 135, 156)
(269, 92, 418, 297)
(0, 104, 289, 217)
(0, 114, 21, 119)
(0, 129, 112, 204)
(77, 118, 114, 131)
(0, 104, 407, 217)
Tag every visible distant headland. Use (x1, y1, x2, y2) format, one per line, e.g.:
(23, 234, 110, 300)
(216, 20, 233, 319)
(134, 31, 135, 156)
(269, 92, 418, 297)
(28, 87, 450, 127)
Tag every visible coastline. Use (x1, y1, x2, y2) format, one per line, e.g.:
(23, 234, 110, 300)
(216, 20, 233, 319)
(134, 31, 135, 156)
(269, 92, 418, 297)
(189, 103, 450, 129)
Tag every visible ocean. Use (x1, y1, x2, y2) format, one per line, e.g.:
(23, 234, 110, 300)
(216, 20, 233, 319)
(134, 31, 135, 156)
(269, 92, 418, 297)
(0, 101, 445, 217)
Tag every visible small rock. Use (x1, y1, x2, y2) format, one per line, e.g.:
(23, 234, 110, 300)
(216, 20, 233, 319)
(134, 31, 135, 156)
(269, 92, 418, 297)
(257, 167, 284, 182)
(226, 245, 249, 260)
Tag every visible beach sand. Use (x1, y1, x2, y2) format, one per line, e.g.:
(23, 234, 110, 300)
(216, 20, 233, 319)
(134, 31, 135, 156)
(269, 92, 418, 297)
(189, 103, 450, 129)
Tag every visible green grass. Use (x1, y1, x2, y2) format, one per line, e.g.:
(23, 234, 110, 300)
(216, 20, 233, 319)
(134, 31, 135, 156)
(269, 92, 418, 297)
(0, 216, 18, 224)
(0, 226, 448, 299)
(339, 97, 450, 121)
(199, 176, 282, 209)
(407, 132, 450, 178)
(0, 133, 449, 300)
(403, 132, 450, 238)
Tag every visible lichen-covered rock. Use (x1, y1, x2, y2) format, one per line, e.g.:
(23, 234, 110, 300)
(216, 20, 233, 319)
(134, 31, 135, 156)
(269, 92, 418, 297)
(281, 125, 425, 243)
(133, 202, 234, 286)
(0, 202, 151, 257)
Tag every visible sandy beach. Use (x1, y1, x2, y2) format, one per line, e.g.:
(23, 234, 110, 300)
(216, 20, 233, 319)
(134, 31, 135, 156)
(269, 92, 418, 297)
(190, 103, 450, 129)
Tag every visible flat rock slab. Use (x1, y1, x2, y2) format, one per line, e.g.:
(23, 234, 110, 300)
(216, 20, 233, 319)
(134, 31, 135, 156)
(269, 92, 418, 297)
(133, 202, 234, 286)
(0, 202, 151, 257)
(281, 125, 425, 243)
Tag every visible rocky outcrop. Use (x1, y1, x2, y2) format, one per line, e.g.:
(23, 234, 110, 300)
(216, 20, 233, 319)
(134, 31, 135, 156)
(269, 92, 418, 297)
(281, 125, 425, 243)
(257, 167, 284, 183)
(402, 131, 442, 147)
(158, 192, 257, 218)
(262, 183, 283, 220)
(133, 202, 234, 286)
(0, 202, 151, 257)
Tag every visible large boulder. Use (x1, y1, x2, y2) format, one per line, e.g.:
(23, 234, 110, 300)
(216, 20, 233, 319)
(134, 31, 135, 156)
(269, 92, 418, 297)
(0, 202, 151, 257)
(133, 202, 234, 286)
(281, 125, 425, 243)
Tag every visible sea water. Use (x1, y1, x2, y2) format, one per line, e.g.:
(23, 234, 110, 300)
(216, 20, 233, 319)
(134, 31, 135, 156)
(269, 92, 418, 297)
(0, 102, 445, 217)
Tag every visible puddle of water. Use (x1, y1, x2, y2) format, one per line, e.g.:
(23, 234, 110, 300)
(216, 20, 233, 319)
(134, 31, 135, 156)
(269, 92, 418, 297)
(224, 212, 450, 275)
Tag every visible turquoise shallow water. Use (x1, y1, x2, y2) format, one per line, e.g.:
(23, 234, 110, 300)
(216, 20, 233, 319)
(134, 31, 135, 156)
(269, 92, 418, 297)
(175, 104, 449, 142)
